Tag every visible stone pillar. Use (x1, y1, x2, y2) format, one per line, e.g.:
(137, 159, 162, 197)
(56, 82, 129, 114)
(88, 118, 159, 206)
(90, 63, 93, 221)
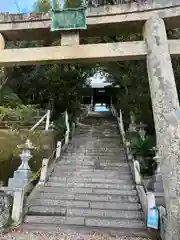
(144, 15, 179, 239)
(91, 95, 94, 111)
(0, 33, 5, 51)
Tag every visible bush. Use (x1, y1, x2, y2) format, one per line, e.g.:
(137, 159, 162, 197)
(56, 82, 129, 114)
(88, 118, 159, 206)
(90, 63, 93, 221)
(0, 87, 22, 108)
(0, 104, 39, 126)
(54, 115, 66, 139)
(129, 133, 157, 176)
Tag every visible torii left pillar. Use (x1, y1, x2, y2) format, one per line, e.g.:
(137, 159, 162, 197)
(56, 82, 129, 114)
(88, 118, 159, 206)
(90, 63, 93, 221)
(144, 15, 180, 240)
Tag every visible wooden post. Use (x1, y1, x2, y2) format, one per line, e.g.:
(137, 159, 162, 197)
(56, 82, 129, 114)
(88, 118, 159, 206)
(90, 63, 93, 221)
(144, 15, 179, 239)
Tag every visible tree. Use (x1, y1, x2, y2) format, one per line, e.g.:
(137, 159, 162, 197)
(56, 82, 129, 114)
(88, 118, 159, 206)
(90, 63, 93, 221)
(4, 0, 97, 120)
(64, 0, 83, 8)
(33, 0, 51, 13)
(33, 0, 60, 13)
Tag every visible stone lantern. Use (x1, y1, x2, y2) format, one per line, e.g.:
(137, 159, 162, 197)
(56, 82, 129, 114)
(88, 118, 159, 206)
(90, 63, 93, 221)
(8, 139, 35, 188)
(128, 112, 137, 133)
(152, 149, 164, 192)
(138, 123, 146, 141)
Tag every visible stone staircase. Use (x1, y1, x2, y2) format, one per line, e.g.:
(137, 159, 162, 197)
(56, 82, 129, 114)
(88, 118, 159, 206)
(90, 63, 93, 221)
(23, 112, 157, 238)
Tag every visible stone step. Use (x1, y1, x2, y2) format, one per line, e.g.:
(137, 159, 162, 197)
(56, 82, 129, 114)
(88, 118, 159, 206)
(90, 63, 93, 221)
(37, 187, 137, 195)
(56, 162, 129, 168)
(52, 167, 131, 173)
(67, 141, 118, 144)
(34, 192, 138, 202)
(28, 206, 144, 220)
(51, 169, 131, 177)
(51, 171, 132, 178)
(83, 153, 125, 156)
(45, 182, 135, 190)
(60, 156, 127, 161)
(24, 215, 146, 229)
(80, 147, 123, 150)
(85, 217, 145, 229)
(29, 198, 141, 209)
(48, 176, 133, 183)
(90, 139, 121, 143)
(62, 150, 126, 154)
(53, 166, 130, 172)
(50, 173, 132, 183)
(63, 152, 124, 156)
(83, 146, 123, 149)
(21, 223, 155, 238)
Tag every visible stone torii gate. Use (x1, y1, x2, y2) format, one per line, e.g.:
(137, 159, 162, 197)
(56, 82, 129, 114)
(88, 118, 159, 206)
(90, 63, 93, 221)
(0, 1, 180, 239)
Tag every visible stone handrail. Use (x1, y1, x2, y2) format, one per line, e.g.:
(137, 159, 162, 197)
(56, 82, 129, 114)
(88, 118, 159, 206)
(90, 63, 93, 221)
(39, 141, 62, 185)
(111, 106, 157, 223)
(113, 107, 169, 237)
(65, 110, 70, 144)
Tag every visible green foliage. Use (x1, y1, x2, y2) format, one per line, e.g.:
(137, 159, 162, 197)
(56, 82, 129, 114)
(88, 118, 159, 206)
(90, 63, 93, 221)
(0, 87, 22, 108)
(33, 0, 51, 13)
(129, 133, 157, 176)
(54, 115, 66, 139)
(52, 0, 61, 9)
(0, 105, 38, 123)
(64, 0, 84, 8)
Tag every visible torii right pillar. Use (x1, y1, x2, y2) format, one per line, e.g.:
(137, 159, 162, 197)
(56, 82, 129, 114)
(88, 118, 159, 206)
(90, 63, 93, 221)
(143, 15, 180, 239)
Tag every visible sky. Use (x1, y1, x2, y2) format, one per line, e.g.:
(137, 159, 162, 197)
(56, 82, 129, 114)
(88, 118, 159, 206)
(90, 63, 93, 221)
(0, 0, 66, 13)
(0, 0, 36, 13)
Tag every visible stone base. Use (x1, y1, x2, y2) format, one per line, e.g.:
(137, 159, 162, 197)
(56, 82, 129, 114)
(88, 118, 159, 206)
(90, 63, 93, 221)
(152, 173, 164, 192)
(147, 173, 164, 193)
(8, 169, 32, 188)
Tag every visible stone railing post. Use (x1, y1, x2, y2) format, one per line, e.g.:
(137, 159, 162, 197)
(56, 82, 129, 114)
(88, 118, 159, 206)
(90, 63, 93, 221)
(39, 141, 62, 185)
(134, 160, 142, 185)
(138, 124, 146, 141)
(8, 139, 35, 189)
(55, 141, 62, 160)
(71, 122, 76, 137)
(147, 192, 156, 209)
(45, 109, 51, 131)
(91, 95, 94, 111)
(65, 110, 70, 144)
(11, 188, 25, 223)
(39, 158, 49, 185)
(128, 112, 137, 133)
(119, 109, 126, 144)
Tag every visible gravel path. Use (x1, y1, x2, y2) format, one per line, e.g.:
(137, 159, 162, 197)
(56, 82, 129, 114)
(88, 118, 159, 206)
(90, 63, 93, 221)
(0, 230, 152, 240)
